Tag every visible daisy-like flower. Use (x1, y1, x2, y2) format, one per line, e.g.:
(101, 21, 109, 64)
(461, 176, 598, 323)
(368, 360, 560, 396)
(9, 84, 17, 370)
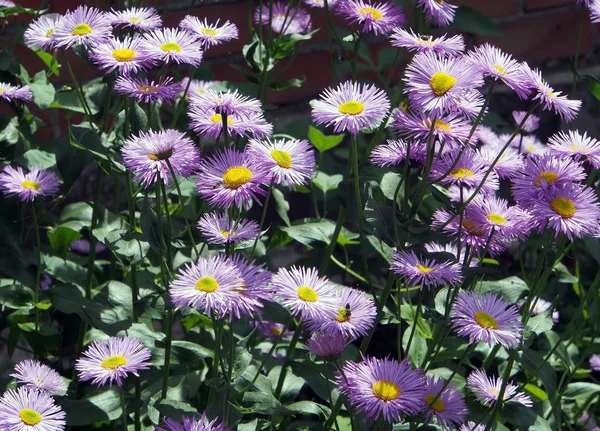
(306, 330, 350, 360)
(403, 52, 484, 115)
(190, 89, 262, 117)
(115, 75, 182, 104)
(425, 242, 479, 267)
(468, 196, 532, 241)
(196, 148, 268, 209)
(75, 336, 151, 387)
(391, 250, 462, 289)
(548, 130, 600, 169)
(92, 36, 157, 75)
(417, 0, 457, 26)
(511, 154, 586, 209)
(590, 354, 600, 372)
(0, 166, 60, 202)
(53, 6, 111, 48)
(24, 13, 62, 50)
(156, 413, 230, 431)
(169, 255, 245, 318)
(460, 422, 485, 431)
(312, 80, 390, 136)
(0, 387, 66, 431)
(10, 360, 67, 396)
(468, 44, 531, 99)
(524, 296, 559, 323)
(421, 376, 467, 429)
(390, 28, 464, 57)
(228, 254, 273, 319)
(393, 110, 473, 147)
(337, 0, 405, 36)
(591, 1, 600, 23)
(477, 143, 524, 179)
(141, 28, 203, 66)
(107, 7, 162, 31)
(306, 287, 377, 339)
(188, 107, 273, 140)
(451, 89, 486, 120)
(180, 16, 239, 49)
(337, 356, 425, 423)
(303, 0, 339, 8)
(121, 129, 200, 189)
(512, 110, 540, 133)
(254, 1, 312, 35)
(430, 149, 500, 193)
(451, 291, 522, 349)
(197, 212, 260, 245)
(254, 321, 287, 341)
(272, 266, 338, 321)
(0, 0, 16, 6)
(514, 134, 548, 157)
(0, 82, 33, 102)
(531, 183, 600, 241)
(467, 369, 533, 407)
(182, 78, 221, 97)
(476, 125, 501, 146)
(523, 65, 582, 121)
(370, 139, 428, 167)
(246, 137, 316, 187)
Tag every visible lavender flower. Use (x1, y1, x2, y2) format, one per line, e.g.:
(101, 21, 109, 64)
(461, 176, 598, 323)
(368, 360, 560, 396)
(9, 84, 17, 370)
(467, 369, 533, 407)
(141, 28, 204, 66)
(417, 0, 457, 26)
(10, 360, 67, 396)
(254, 1, 312, 35)
(92, 36, 158, 75)
(0, 166, 60, 202)
(114, 75, 182, 104)
(24, 13, 62, 50)
(107, 7, 162, 31)
(547, 130, 600, 169)
(0, 82, 33, 102)
(197, 212, 260, 245)
(0, 387, 66, 431)
(390, 29, 464, 56)
(180, 16, 239, 49)
(337, 0, 405, 36)
(421, 376, 467, 429)
(391, 250, 462, 289)
(53, 6, 111, 48)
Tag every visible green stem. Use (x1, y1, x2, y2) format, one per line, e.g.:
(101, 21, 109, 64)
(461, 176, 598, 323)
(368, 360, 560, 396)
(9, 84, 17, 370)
(319, 207, 346, 274)
(120, 388, 128, 431)
(31, 203, 41, 332)
(404, 287, 424, 356)
(160, 309, 173, 400)
(275, 323, 302, 398)
(249, 178, 275, 260)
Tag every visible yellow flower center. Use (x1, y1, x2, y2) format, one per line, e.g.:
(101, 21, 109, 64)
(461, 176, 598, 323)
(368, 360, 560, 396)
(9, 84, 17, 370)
(372, 380, 401, 401)
(22, 180, 41, 191)
(415, 264, 432, 274)
(535, 171, 559, 188)
(161, 42, 182, 52)
(429, 72, 456, 97)
(486, 213, 507, 224)
(71, 23, 92, 36)
(358, 6, 383, 19)
(112, 48, 136, 62)
(129, 17, 140, 23)
(210, 113, 234, 125)
(424, 394, 446, 413)
(297, 286, 318, 302)
(221, 229, 236, 238)
(147, 148, 173, 161)
(436, 0, 444, 3)
(270, 327, 283, 335)
(45, 28, 54, 38)
(137, 86, 159, 94)
(450, 168, 474, 179)
(335, 307, 351, 322)
(200, 27, 217, 36)
(550, 197, 576, 218)
(492, 63, 506, 75)
(19, 409, 42, 426)
(222, 166, 253, 189)
(338, 101, 365, 115)
(474, 311, 499, 329)
(424, 119, 452, 132)
(195, 276, 218, 292)
(101, 355, 128, 369)
(271, 149, 292, 168)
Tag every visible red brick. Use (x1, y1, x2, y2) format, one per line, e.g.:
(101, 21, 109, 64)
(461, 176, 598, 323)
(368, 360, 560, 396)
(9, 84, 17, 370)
(453, 0, 519, 17)
(526, 0, 575, 11)
(474, 9, 591, 62)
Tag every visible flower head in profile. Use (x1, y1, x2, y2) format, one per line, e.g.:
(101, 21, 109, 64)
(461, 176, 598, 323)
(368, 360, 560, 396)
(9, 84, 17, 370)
(10, 360, 67, 396)
(512, 110, 540, 133)
(24, 13, 62, 50)
(524, 296, 559, 323)
(75, 336, 151, 387)
(421, 376, 467, 429)
(591, 1, 600, 23)
(53, 6, 111, 48)
(169, 255, 245, 318)
(451, 291, 523, 349)
(337, 356, 425, 423)
(417, 0, 457, 26)
(272, 266, 338, 320)
(115, 75, 182, 104)
(197, 212, 260, 245)
(188, 107, 273, 140)
(0, 166, 60, 202)
(0, 387, 66, 431)
(141, 28, 203, 66)
(246, 137, 316, 187)
(0, 82, 33, 103)
(155, 413, 231, 431)
(590, 354, 600, 372)
(430, 149, 499, 193)
(180, 16, 239, 49)
(337, 0, 405, 36)
(467, 369, 532, 407)
(393, 110, 473, 148)
(370, 139, 428, 167)
(390, 29, 464, 57)
(548, 130, 600, 169)
(196, 148, 268, 209)
(425, 241, 479, 267)
(107, 7, 162, 30)
(523, 65, 581, 121)
(391, 250, 462, 289)
(121, 129, 200, 189)
(190, 89, 262, 118)
(307, 330, 350, 360)
(254, 1, 312, 35)
(92, 36, 158, 75)
(254, 321, 287, 342)
(312, 80, 390, 136)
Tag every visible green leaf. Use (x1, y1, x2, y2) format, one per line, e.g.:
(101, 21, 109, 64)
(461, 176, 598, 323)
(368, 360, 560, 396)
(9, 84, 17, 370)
(525, 311, 554, 336)
(402, 327, 427, 367)
(584, 75, 600, 101)
(281, 219, 355, 248)
(16, 149, 56, 170)
(451, 6, 502, 36)
(273, 188, 291, 226)
(47, 226, 83, 258)
(522, 383, 548, 401)
(366, 235, 393, 262)
(307, 126, 344, 152)
(312, 171, 343, 193)
(268, 77, 305, 91)
(0, 117, 19, 144)
(553, 262, 578, 283)
(42, 254, 90, 289)
(59, 388, 122, 426)
(563, 382, 600, 400)
(475, 276, 528, 303)
(34, 49, 60, 76)
(502, 403, 552, 431)
(0, 279, 34, 310)
(379, 172, 402, 202)
(30, 71, 55, 110)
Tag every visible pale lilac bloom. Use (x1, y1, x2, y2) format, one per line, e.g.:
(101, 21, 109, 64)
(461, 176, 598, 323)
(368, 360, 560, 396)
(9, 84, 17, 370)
(190, 89, 262, 117)
(155, 413, 231, 431)
(460, 422, 485, 431)
(430, 149, 499, 193)
(468, 196, 532, 241)
(188, 107, 273, 140)
(181, 78, 221, 97)
(180, 16, 239, 49)
(417, 0, 457, 26)
(390, 29, 464, 57)
(393, 110, 473, 147)
(0, 166, 60, 202)
(24, 14, 62, 50)
(524, 297, 559, 323)
(254, 321, 287, 341)
(523, 65, 582, 121)
(0, 82, 32, 102)
(303, 0, 340, 8)
(513, 134, 548, 157)
(10, 360, 67, 396)
(197, 212, 260, 245)
(425, 242, 478, 267)
(254, 1, 312, 35)
(475, 125, 501, 146)
(421, 376, 467, 429)
(477, 143, 524, 179)
(306, 330, 350, 359)
(590, 354, 600, 371)
(92, 36, 158, 75)
(0, 387, 66, 431)
(0, 0, 15, 6)
(548, 130, 600, 168)
(467, 369, 533, 407)
(227, 254, 273, 319)
(53, 6, 111, 48)
(141, 28, 203, 66)
(452, 89, 486, 120)
(337, 0, 405, 36)
(107, 7, 162, 31)
(370, 139, 428, 166)
(114, 76, 182, 104)
(391, 249, 462, 289)
(592, 1, 600, 23)
(512, 110, 540, 133)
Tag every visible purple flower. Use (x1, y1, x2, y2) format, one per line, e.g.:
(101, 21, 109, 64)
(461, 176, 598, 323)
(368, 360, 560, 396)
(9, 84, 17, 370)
(393, 109, 473, 147)
(141, 28, 203, 66)
(121, 129, 200, 189)
(155, 413, 231, 431)
(169, 255, 245, 318)
(0, 387, 66, 431)
(228, 254, 273, 319)
(512, 110, 540, 133)
(180, 16, 239, 49)
(303, 0, 340, 8)
(0, 166, 60, 202)
(477, 143, 524, 179)
(114, 75, 182, 104)
(306, 330, 350, 359)
(107, 7, 162, 31)
(417, 0, 457, 26)
(370, 139, 428, 167)
(421, 376, 467, 429)
(337, 0, 405, 36)
(451, 291, 522, 349)
(391, 250, 462, 289)
(24, 13, 62, 50)
(53, 6, 111, 48)
(467, 369, 532, 407)
(475, 125, 501, 146)
(181, 79, 221, 97)
(246, 137, 316, 187)
(0, 82, 33, 103)
(467, 196, 532, 241)
(513, 134, 548, 157)
(197, 212, 260, 245)
(524, 296, 559, 323)
(592, 1, 600, 23)
(190, 89, 262, 118)
(523, 65, 581, 121)
(460, 422, 485, 431)
(590, 354, 600, 372)
(452, 89, 486, 120)
(430, 149, 499, 193)
(92, 36, 158, 75)
(425, 241, 478, 267)
(312, 80, 390, 136)
(76, 336, 151, 387)
(337, 356, 425, 423)
(188, 107, 273, 140)
(390, 29, 465, 57)
(10, 360, 67, 396)
(254, 321, 287, 341)
(548, 130, 600, 169)
(254, 1, 312, 35)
